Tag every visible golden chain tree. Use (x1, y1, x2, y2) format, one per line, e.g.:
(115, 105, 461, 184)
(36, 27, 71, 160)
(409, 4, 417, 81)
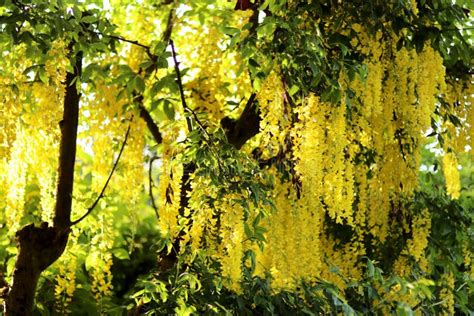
(0, 0, 473, 314)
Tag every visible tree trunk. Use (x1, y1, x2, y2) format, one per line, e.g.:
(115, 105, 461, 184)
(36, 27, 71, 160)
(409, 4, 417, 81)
(5, 224, 69, 315)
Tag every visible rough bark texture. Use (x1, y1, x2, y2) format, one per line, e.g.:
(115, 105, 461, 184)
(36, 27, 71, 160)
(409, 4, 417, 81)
(4, 49, 82, 315)
(4, 225, 69, 315)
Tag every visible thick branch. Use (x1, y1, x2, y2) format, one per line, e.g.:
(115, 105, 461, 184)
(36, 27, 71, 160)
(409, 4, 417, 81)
(139, 102, 163, 144)
(221, 93, 260, 149)
(220, 1, 262, 149)
(53, 49, 83, 229)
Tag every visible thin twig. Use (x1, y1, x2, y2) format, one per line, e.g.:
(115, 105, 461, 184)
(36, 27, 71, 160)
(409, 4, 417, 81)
(107, 34, 151, 50)
(70, 118, 133, 226)
(169, 39, 212, 139)
(148, 156, 160, 220)
(169, 39, 193, 132)
(162, 6, 175, 45)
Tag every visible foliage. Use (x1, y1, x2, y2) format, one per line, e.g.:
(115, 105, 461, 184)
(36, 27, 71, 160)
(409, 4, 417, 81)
(0, 0, 473, 314)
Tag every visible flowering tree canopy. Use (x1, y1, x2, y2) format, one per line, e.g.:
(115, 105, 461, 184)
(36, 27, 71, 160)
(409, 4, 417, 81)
(0, 0, 473, 314)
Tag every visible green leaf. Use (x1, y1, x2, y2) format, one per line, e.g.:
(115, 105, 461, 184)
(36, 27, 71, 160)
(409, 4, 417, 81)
(72, 6, 82, 19)
(85, 252, 98, 272)
(288, 85, 299, 96)
(112, 248, 130, 260)
(38, 68, 48, 84)
(162, 100, 175, 120)
(153, 41, 167, 54)
(139, 60, 154, 71)
(134, 76, 145, 93)
(81, 15, 97, 24)
(367, 260, 375, 278)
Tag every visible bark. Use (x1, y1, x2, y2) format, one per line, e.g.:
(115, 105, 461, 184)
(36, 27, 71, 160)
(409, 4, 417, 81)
(4, 49, 82, 315)
(221, 93, 259, 149)
(139, 102, 163, 144)
(54, 52, 82, 229)
(4, 224, 69, 315)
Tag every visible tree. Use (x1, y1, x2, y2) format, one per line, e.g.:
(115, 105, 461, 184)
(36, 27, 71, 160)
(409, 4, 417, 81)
(0, 0, 472, 314)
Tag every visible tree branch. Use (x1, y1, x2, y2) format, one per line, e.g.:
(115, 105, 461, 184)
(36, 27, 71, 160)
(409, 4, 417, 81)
(162, 6, 175, 45)
(148, 156, 160, 220)
(70, 120, 132, 226)
(130, 5, 176, 144)
(221, 93, 260, 149)
(138, 100, 163, 144)
(53, 48, 83, 229)
(169, 39, 193, 132)
(108, 34, 151, 50)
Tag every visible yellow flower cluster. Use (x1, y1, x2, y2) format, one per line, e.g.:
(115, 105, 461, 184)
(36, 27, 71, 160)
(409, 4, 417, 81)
(243, 26, 453, 294)
(346, 33, 447, 244)
(89, 214, 115, 302)
(407, 208, 431, 267)
(416, 45, 446, 131)
(115, 119, 147, 204)
(54, 254, 77, 314)
(0, 41, 67, 230)
(110, 2, 155, 71)
(90, 252, 114, 301)
(181, 174, 219, 254)
(178, 14, 252, 121)
(253, 178, 322, 290)
(0, 70, 21, 159)
(217, 197, 245, 293)
(462, 243, 474, 280)
(182, 177, 251, 292)
(320, 236, 363, 290)
(257, 71, 290, 160)
(157, 159, 183, 239)
(442, 152, 461, 199)
(439, 272, 455, 315)
(82, 81, 126, 193)
(410, 0, 419, 16)
(294, 95, 354, 224)
(3, 131, 27, 232)
(442, 79, 474, 156)
(53, 227, 82, 313)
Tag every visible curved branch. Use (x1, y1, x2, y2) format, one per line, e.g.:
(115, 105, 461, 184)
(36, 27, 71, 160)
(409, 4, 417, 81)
(70, 120, 132, 226)
(148, 156, 160, 220)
